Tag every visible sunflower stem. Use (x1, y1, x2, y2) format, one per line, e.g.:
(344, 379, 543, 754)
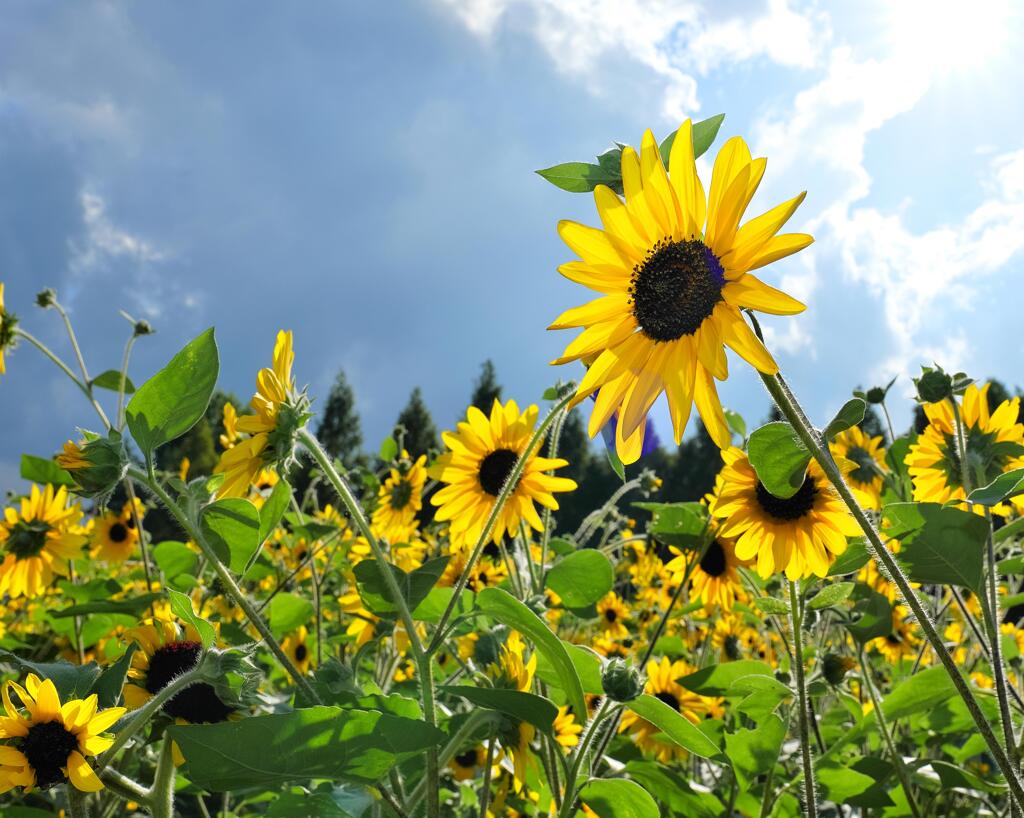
(788, 580, 819, 818)
(539, 402, 571, 590)
(150, 736, 177, 818)
(97, 768, 150, 805)
(755, 361, 1024, 808)
(478, 733, 498, 818)
(559, 698, 612, 818)
(67, 786, 91, 818)
(15, 328, 109, 427)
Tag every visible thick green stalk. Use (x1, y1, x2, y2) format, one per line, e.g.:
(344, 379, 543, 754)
(97, 769, 150, 805)
(788, 581, 818, 818)
(757, 366, 1024, 807)
(150, 736, 177, 818)
(67, 786, 91, 818)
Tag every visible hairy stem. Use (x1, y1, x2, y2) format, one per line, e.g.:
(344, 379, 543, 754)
(789, 581, 818, 818)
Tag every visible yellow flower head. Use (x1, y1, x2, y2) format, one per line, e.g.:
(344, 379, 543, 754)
(429, 398, 576, 548)
(91, 510, 138, 562)
(550, 121, 809, 464)
(0, 674, 126, 793)
(829, 425, 887, 510)
(372, 451, 427, 544)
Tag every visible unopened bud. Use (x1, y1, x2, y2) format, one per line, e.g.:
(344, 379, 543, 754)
(601, 658, 644, 703)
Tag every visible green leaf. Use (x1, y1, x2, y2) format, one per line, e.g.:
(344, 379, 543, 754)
(477, 587, 586, 719)
(747, 422, 811, 499)
(625, 761, 725, 818)
(884, 502, 987, 591)
(881, 665, 956, 720)
(126, 328, 219, 458)
(51, 594, 162, 618)
(440, 686, 557, 734)
(354, 557, 449, 618)
(827, 537, 870, 575)
(844, 584, 892, 644)
(259, 479, 292, 546)
(200, 497, 261, 573)
(606, 442, 626, 481)
(90, 369, 136, 393)
(546, 549, 613, 608)
(968, 467, 1024, 507)
(625, 695, 722, 759)
(579, 778, 659, 818)
(728, 675, 792, 721)
(535, 641, 604, 696)
(658, 113, 725, 166)
(268, 789, 369, 818)
(91, 644, 137, 708)
(168, 706, 445, 791)
(153, 540, 198, 580)
(724, 409, 747, 439)
(0, 651, 102, 700)
(535, 161, 620, 193)
(635, 501, 708, 549)
(269, 592, 314, 636)
(20, 454, 74, 487)
(678, 661, 773, 696)
(724, 713, 786, 790)
(823, 398, 867, 441)
(379, 436, 398, 462)
(807, 582, 855, 610)
(753, 597, 790, 615)
(168, 588, 216, 648)
(816, 762, 877, 803)
(411, 586, 474, 622)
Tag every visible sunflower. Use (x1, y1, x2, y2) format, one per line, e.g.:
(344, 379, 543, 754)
(281, 626, 312, 675)
(0, 282, 15, 376)
(0, 674, 125, 793)
(711, 613, 746, 661)
(620, 657, 723, 763)
(91, 510, 138, 562)
(123, 619, 234, 725)
(372, 451, 427, 544)
(487, 633, 537, 791)
(549, 120, 809, 464)
(214, 330, 295, 498)
(666, 532, 747, 612)
(552, 705, 581, 750)
(711, 447, 859, 580)
(0, 484, 88, 599)
(906, 382, 1024, 515)
(450, 745, 488, 781)
(596, 592, 631, 639)
(429, 399, 576, 548)
(830, 425, 886, 510)
(868, 605, 921, 665)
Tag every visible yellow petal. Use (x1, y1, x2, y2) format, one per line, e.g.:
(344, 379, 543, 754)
(66, 750, 104, 793)
(639, 129, 677, 237)
(722, 274, 805, 315)
(668, 119, 707, 239)
(594, 185, 647, 256)
(557, 221, 633, 268)
(31, 679, 60, 722)
(693, 365, 732, 449)
(724, 192, 808, 273)
(705, 136, 752, 248)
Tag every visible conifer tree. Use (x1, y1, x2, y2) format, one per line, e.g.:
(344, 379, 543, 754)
(470, 360, 502, 412)
(396, 387, 439, 458)
(316, 369, 364, 466)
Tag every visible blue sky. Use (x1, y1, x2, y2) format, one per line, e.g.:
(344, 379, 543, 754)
(2, 0, 1023, 490)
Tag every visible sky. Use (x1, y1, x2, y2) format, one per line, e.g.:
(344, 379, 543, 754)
(2, 0, 1023, 491)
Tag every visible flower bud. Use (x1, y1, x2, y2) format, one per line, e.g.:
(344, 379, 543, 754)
(823, 653, 856, 686)
(914, 367, 952, 404)
(601, 658, 644, 703)
(133, 319, 154, 336)
(56, 431, 128, 502)
(865, 387, 886, 404)
(35, 288, 56, 309)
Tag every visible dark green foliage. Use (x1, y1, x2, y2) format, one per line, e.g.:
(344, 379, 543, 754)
(155, 389, 242, 478)
(395, 388, 439, 459)
(470, 360, 502, 412)
(859, 404, 887, 441)
(316, 369, 364, 467)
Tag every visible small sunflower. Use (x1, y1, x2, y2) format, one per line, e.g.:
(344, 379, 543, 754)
(429, 399, 576, 548)
(372, 451, 427, 544)
(487, 633, 537, 792)
(552, 705, 581, 750)
(281, 625, 312, 675)
(620, 657, 723, 763)
(449, 745, 488, 781)
(91, 511, 138, 562)
(711, 613, 746, 661)
(549, 120, 809, 464)
(596, 592, 631, 639)
(830, 425, 886, 510)
(0, 484, 88, 599)
(214, 330, 296, 498)
(0, 674, 126, 793)
(666, 531, 747, 612)
(868, 605, 921, 665)
(712, 447, 859, 580)
(906, 382, 1024, 515)
(123, 619, 234, 725)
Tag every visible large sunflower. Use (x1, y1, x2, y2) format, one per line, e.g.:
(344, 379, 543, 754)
(372, 450, 427, 544)
(0, 674, 125, 793)
(0, 484, 88, 599)
(665, 528, 747, 612)
(214, 330, 295, 498)
(906, 382, 1024, 514)
(429, 399, 576, 548)
(549, 120, 809, 464)
(712, 448, 859, 580)
(830, 425, 886, 510)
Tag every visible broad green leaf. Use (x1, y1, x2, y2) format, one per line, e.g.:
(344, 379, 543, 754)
(634, 501, 708, 549)
(724, 408, 747, 439)
(536, 161, 620, 193)
(269, 592, 314, 637)
(267, 790, 363, 818)
(884, 502, 986, 591)
(0, 651, 102, 700)
(823, 398, 867, 441)
(844, 583, 892, 645)
(729, 675, 792, 721)
(747, 422, 811, 499)
(678, 661, 773, 696)
(126, 328, 219, 458)
(924, 759, 1006, 794)
(606, 442, 626, 482)
(753, 597, 790, 615)
(378, 436, 398, 462)
(153, 540, 198, 580)
(90, 369, 136, 393)
(968, 467, 1024, 507)
(51, 594, 162, 618)
(91, 644, 137, 708)
(546, 549, 613, 608)
(440, 686, 557, 734)
(881, 665, 956, 720)
(827, 537, 870, 575)
(535, 641, 603, 696)
(625, 761, 725, 818)
(477, 587, 586, 719)
(200, 498, 261, 574)
(258, 479, 292, 546)
(168, 706, 445, 791)
(411, 586, 474, 622)
(723, 713, 785, 790)
(579, 778, 659, 818)
(168, 588, 216, 648)
(658, 113, 726, 166)
(807, 581, 855, 610)
(20, 454, 74, 487)
(816, 761, 877, 803)
(354, 557, 449, 618)
(625, 695, 722, 759)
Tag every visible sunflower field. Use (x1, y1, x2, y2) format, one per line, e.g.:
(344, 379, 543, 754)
(2, 115, 1024, 818)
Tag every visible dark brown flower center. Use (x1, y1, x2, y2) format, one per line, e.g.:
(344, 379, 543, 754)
(21, 720, 79, 789)
(755, 476, 818, 521)
(478, 448, 519, 496)
(654, 691, 681, 711)
(389, 479, 413, 510)
(108, 522, 129, 543)
(6, 519, 51, 559)
(699, 540, 728, 577)
(146, 640, 232, 724)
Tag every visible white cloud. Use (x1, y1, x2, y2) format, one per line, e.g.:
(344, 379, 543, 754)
(435, 0, 827, 119)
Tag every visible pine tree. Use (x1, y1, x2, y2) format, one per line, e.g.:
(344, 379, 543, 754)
(661, 421, 722, 502)
(396, 387, 439, 458)
(470, 360, 502, 412)
(859, 404, 888, 442)
(316, 369, 364, 466)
